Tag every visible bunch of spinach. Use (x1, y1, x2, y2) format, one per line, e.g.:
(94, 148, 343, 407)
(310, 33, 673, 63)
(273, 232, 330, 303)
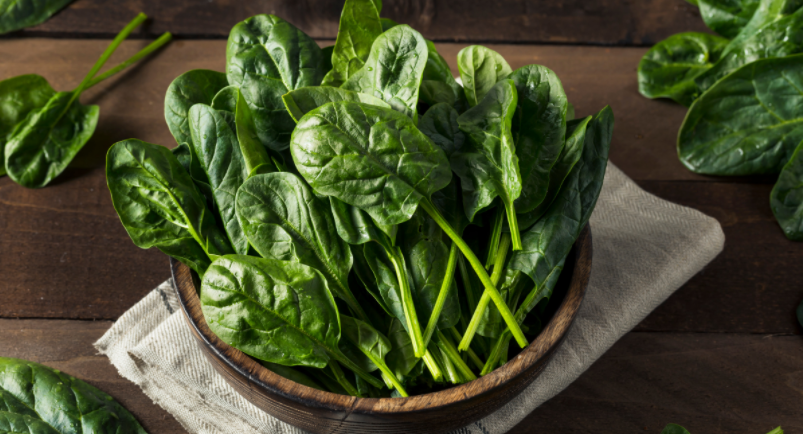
(106, 0, 613, 397)
(638, 0, 803, 241)
(0, 13, 171, 188)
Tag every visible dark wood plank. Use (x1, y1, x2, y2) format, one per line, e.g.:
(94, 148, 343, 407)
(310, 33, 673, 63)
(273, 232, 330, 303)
(512, 332, 803, 433)
(0, 319, 186, 433)
(634, 181, 803, 335)
(7, 0, 709, 46)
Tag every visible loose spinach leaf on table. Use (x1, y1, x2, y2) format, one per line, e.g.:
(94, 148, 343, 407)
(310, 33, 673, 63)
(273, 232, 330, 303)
(698, 0, 761, 38)
(188, 104, 251, 254)
(637, 32, 729, 107)
(0, 0, 74, 34)
(282, 87, 390, 123)
(165, 70, 229, 145)
(457, 45, 512, 108)
(321, 0, 383, 87)
(200, 255, 383, 388)
(770, 141, 803, 240)
(341, 24, 429, 119)
(0, 74, 55, 176)
(0, 357, 147, 433)
(678, 54, 803, 175)
(106, 139, 233, 276)
(509, 64, 569, 214)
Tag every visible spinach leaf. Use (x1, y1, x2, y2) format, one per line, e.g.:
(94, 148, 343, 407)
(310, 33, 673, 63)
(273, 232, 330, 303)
(419, 80, 458, 108)
(165, 70, 229, 145)
(238, 72, 296, 152)
(457, 45, 512, 107)
(235, 172, 368, 322)
(696, 5, 803, 91)
(0, 74, 55, 176)
(385, 318, 421, 379)
(637, 32, 729, 107)
(723, 0, 803, 56)
(211, 85, 239, 113)
(422, 40, 466, 112)
(418, 102, 465, 157)
(698, 0, 761, 38)
(330, 197, 394, 249)
(282, 87, 390, 123)
(770, 141, 803, 240)
(340, 315, 408, 396)
(452, 79, 522, 246)
(0, 357, 146, 433)
(407, 238, 461, 334)
(234, 88, 277, 176)
(321, 0, 383, 87)
(200, 255, 383, 388)
(171, 142, 215, 206)
(510, 64, 569, 214)
(290, 101, 451, 227)
(260, 361, 325, 391)
(188, 104, 250, 254)
(106, 139, 233, 276)
(341, 25, 429, 119)
(0, 0, 73, 34)
(679, 54, 803, 175)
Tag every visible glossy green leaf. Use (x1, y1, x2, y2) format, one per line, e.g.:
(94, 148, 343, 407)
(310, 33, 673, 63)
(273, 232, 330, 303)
(418, 102, 465, 158)
(106, 139, 233, 276)
(164, 69, 229, 146)
(362, 242, 407, 321)
(330, 197, 393, 249)
(699, 0, 761, 38)
(679, 55, 803, 175)
(696, 5, 803, 91)
(770, 141, 803, 240)
(0, 0, 74, 34)
(452, 79, 521, 223)
(200, 255, 340, 368)
(260, 361, 325, 391)
(723, 0, 803, 56)
(341, 315, 408, 395)
(211, 85, 239, 113)
(406, 238, 461, 330)
(188, 104, 250, 254)
(238, 71, 296, 152)
(457, 45, 512, 107)
(234, 88, 277, 177)
(510, 64, 569, 214)
(0, 357, 146, 433)
(422, 40, 465, 111)
(419, 80, 457, 107)
(0, 74, 55, 176)
(282, 86, 390, 123)
(637, 32, 729, 107)
(341, 25, 429, 119)
(4, 91, 98, 188)
(171, 142, 215, 206)
(290, 101, 451, 227)
(385, 318, 420, 379)
(321, 0, 383, 87)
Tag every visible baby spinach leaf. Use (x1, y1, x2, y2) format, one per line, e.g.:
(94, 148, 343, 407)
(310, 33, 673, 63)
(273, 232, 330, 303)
(188, 104, 250, 254)
(341, 315, 408, 396)
(211, 85, 240, 113)
(510, 64, 569, 214)
(0, 74, 55, 175)
(235, 172, 367, 321)
(770, 141, 803, 240)
(106, 139, 233, 276)
(723, 0, 803, 56)
(238, 72, 296, 152)
(290, 101, 451, 227)
(696, 5, 803, 91)
(407, 238, 461, 332)
(260, 361, 325, 391)
(330, 197, 395, 250)
(0, 357, 146, 433)
(282, 87, 390, 123)
(226, 14, 323, 91)
(698, 0, 761, 38)
(385, 318, 421, 379)
(457, 45, 512, 107)
(4, 91, 98, 188)
(234, 88, 277, 177)
(418, 102, 465, 157)
(164, 69, 229, 146)
(341, 25, 429, 119)
(171, 142, 215, 206)
(0, 0, 74, 34)
(321, 0, 383, 87)
(452, 79, 522, 243)
(679, 55, 803, 175)
(637, 32, 729, 107)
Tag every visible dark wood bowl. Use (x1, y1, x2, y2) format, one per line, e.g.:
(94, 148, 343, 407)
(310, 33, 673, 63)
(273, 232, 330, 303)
(171, 225, 592, 434)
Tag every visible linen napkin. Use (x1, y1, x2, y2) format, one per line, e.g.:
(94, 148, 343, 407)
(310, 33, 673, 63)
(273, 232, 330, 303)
(95, 162, 725, 434)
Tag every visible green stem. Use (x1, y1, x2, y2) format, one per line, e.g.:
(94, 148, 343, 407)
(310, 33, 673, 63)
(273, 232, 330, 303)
(329, 349, 384, 389)
(422, 242, 458, 348)
(448, 327, 484, 371)
(503, 197, 522, 251)
(484, 206, 504, 269)
(460, 233, 512, 352)
(363, 355, 408, 397)
(481, 331, 511, 376)
(84, 32, 173, 91)
(437, 346, 461, 384)
(436, 330, 477, 382)
(387, 246, 426, 357)
(418, 199, 527, 350)
(328, 360, 361, 397)
(422, 349, 443, 382)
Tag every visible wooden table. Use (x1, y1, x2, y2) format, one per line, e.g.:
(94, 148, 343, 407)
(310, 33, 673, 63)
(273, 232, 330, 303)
(1, 1, 801, 432)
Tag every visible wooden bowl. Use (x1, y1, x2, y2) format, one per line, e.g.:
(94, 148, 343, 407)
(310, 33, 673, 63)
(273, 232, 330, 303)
(171, 225, 592, 434)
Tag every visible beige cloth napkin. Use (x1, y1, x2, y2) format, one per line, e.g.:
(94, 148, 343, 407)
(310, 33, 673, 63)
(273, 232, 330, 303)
(95, 163, 725, 434)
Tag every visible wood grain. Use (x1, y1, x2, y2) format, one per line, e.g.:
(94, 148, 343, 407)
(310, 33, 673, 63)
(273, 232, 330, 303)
(170, 227, 591, 434)
(6, 0, 709, 46)
(0, 319, 185, 433)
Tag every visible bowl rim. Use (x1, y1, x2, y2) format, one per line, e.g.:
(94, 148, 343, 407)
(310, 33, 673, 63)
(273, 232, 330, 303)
(171, 224, 592, 415)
